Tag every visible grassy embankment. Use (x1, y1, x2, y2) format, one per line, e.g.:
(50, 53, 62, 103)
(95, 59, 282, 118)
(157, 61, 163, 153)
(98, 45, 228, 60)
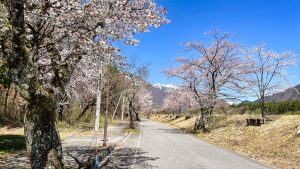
(150, 114, 300, 169)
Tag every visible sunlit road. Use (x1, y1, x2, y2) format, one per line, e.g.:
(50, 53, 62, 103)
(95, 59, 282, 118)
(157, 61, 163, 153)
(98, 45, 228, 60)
(105, 119, 272, 169)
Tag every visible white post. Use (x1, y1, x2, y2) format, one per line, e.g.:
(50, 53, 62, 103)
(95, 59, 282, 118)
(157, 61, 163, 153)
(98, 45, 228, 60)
(95, 61, 103, 132)
(112, 92, 123, 120)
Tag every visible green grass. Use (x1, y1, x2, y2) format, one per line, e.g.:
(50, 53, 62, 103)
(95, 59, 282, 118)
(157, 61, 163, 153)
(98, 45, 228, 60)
(0, 135, 26, 157)
(123, 128, 141, 134)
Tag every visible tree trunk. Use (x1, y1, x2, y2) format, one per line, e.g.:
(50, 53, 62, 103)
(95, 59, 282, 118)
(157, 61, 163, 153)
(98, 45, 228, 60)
(24, 94, 64, 169)
(261, 98, 265, 118)
(194, 109, 208, 132)
(129, 111, 135, 129)
(128, 93, 136, 129)
(76, 99, 96, 121)
(129, 101, 135, 129)
(3, 85, 10, 116)
(3, 0, 64, 168)
(135, 112, 140, 121)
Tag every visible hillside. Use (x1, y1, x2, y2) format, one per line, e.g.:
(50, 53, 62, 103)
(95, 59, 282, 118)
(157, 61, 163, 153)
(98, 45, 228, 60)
(148, 85, 168, 108)
(265, 84, 300, 102)
(148, 83, 179, 109)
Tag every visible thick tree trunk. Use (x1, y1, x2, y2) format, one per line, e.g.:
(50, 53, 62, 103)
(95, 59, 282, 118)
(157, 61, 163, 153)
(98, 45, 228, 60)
(129, 111, 135, 129)
(24, 94, 64, 169)
(3, 0, 64, 168)
(194, 109, 208, 132)
(128, 101, 135, 129)
(128, 93, 136, 129)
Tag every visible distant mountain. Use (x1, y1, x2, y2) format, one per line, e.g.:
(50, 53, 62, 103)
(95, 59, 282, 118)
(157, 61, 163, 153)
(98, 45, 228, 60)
(153, 83, 178, 93)
(148, 85, 168, 109)
(146, 83, 178, 109)
(265, 84, 300, 102)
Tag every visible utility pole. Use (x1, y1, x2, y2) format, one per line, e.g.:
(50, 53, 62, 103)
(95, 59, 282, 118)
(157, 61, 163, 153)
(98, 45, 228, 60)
(95, 61, 103, 132)
(103, 57, 111, 147)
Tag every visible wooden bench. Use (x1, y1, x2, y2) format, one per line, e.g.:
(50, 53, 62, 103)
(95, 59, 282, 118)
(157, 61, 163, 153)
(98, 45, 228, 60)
(185, 115, 191, 120)
(246, 118, 265, 126)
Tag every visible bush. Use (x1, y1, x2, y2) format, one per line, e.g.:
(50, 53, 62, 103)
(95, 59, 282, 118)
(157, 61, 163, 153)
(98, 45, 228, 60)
(236, 100, 300, 115)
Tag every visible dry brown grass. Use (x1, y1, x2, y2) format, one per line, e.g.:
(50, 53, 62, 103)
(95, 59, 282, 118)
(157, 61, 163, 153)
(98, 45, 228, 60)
(151, 114, 300, 169)
(0, 126, 24, 136)
(0, 117, 124, 138)
(0, 126, 97, 140)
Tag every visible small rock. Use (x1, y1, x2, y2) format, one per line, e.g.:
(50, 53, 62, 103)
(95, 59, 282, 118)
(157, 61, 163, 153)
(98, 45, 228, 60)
(297, 130, 300, 137)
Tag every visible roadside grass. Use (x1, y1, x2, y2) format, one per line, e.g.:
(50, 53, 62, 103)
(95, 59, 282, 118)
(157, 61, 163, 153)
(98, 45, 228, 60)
(123, 128, 141, 134)
(0, 135, 26, 158)
(150, 114, 300, 169)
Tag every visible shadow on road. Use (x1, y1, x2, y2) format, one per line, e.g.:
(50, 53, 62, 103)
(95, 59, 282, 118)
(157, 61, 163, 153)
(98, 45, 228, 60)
(104, 148, 159, 169)
(0, 151, 30, 169)
(154, 128, 186, 134)
(0, 145, 100, 169)
(64, 145, 98, 168)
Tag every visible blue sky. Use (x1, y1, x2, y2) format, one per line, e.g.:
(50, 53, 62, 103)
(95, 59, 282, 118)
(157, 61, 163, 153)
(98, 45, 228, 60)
(119, 0, 300, 86)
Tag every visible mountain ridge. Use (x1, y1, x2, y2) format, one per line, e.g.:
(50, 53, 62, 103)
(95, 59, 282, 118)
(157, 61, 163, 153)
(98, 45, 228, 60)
(265, 84, 300, 102)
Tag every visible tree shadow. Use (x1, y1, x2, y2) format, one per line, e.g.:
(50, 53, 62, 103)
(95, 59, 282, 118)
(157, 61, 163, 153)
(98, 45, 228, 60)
(104, 148, 159, 169)
(0, 135, 26, 153)
(0, 141, 158, 169)
(154, 128, 187, 135)
(0, 151, 30, 169)
(0, 135, 29, 169)
(63, 145, 99, 168)
(0, 144, 101, 168)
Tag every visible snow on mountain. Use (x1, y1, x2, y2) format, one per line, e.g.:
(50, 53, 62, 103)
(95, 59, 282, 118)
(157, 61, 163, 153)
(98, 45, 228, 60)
(153, 83, 179, 93)
(146, 83, 178, 109)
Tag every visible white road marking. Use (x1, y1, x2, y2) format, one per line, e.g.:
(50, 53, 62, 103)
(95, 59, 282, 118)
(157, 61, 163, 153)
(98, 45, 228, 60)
(137, 122, 143, 148)
(119, 133, 131, 147)
(131, 121, 143, 169)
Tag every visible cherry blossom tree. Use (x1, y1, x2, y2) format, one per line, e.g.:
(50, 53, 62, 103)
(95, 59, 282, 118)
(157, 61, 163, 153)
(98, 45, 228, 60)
(138, 88, 154, 114)
(244, 45, 296, 118)
(165, 30, 246, 131)
(122, 59, 150, 128)
(0, 0, 168, 167)
(163, 88, 198, 113)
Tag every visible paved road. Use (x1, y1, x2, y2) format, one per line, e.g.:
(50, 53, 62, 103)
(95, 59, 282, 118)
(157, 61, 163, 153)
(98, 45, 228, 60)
(62, 124, 126, 147)
(105, 120, 272, 169)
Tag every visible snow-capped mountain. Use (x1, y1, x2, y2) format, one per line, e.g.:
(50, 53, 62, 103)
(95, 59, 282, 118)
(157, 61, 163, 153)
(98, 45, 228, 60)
(146, 83, 178, 109)
(153, 83, 179, 93)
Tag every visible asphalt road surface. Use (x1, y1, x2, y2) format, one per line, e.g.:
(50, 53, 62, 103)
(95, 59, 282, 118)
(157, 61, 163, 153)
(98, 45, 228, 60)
(105, 119, 272, 169)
